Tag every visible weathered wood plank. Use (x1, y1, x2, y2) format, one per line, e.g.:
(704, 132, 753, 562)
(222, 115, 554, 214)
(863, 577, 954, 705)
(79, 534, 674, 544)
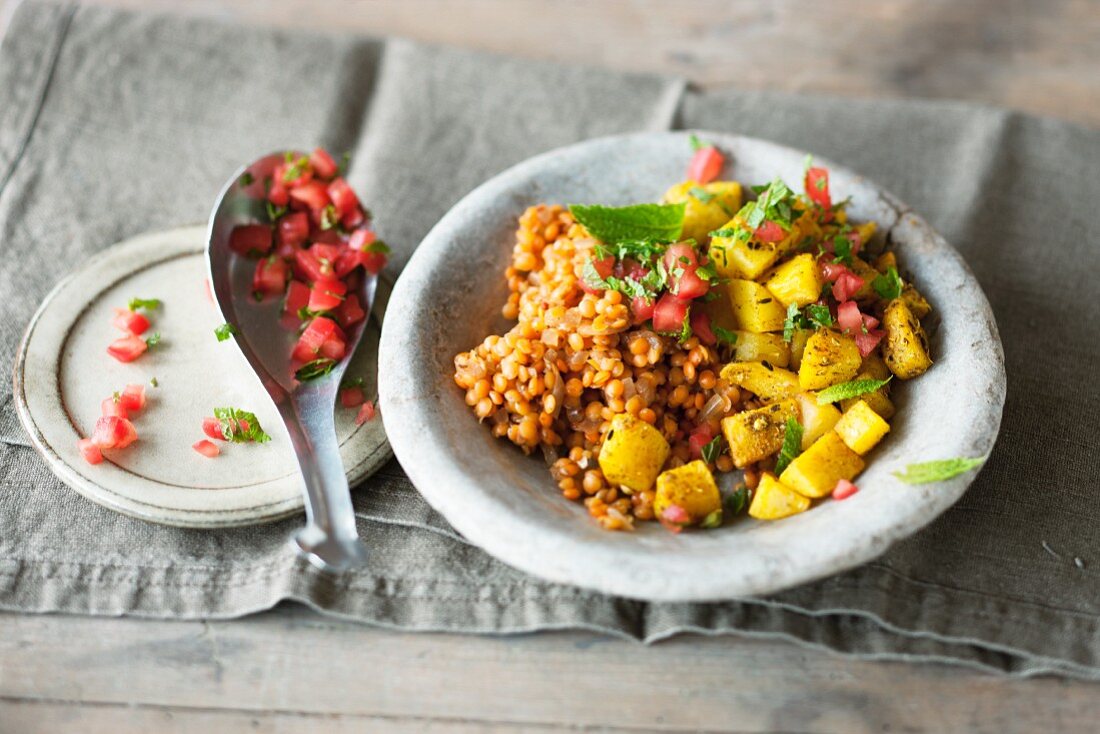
(5, 0, 1096, 128)
(1, 607, 1098, 733)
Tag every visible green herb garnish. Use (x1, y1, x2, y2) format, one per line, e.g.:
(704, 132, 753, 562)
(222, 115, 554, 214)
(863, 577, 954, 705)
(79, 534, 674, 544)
(282, 155, 309, 183)
(702, 435, 723, 464)
(239, 172, 254, 187)
(213, 407, 271, 443)
(128, 297, 161, 312)
(364, 239, 391, 255)
(832, 235, 853, 265)
(873, 265, 903, 300)
(893, 456, 987, 484)
(319, 204, 339, 230)
(295, 358, 337, 381)
(144, 332, 161, 348)
(689, 186, 716, 204)
(714, 326, 738, 346)
(727, 485, 749, 516)
(689, 134, 707, 152)
(340, 376, 365, 389)
(700, 509, 723, 529)
(339, 152, 351, 176)
(815, 377, 892, 405)
(214, 323, 238, 342)
(569, 203, 685, 245)
(149, 377, 159, 388)
(774, 417, 803, 475)
(266, 201, 287, 222)
(783, 303, 834, 342)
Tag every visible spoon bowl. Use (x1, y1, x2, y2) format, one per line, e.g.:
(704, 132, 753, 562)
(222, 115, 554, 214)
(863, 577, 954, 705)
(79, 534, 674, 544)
(207, 151, 373, 572)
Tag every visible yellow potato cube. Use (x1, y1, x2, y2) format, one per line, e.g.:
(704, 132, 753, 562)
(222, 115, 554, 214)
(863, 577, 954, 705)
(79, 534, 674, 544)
(848, 256, 880, 301)
(708, 211, 811, 280)
(854, 221, 877, 249)
(654, 460, 723, 527)
(719, 361, 801, 402)
(900, 283, 932, 318)
(764, 253, 823, 308)
(726, 279, 786, 333)
(798, 330, 862, 390)
(779, 430, 865, 498)
(598, 413, 670, 493)
(834, 400, 891, 455)
(732, 331, 791, 368)
(795, 392, 842, 450)
(840, 370, 895, 420)
(874, 251, 897, 272)
(788, 328, 811, 371)
(662, 180, 743, 243)
(882, 299, 933, 379)
(721, 400, 799, 469)
(749, 473, 810, 520)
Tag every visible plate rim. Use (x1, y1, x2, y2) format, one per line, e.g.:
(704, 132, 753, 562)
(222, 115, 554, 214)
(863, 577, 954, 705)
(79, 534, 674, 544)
(12, 224, 392, 529)
(379, 130, 1006, 601)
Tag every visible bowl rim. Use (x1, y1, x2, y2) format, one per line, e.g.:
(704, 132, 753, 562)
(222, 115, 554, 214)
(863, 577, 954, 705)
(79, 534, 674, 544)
(378, 130, 1006, 601)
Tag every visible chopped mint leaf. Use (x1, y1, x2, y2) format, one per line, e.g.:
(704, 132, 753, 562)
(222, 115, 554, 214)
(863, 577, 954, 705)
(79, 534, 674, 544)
(319, 204, 339, 230)
(689, 134, 707, 152)
(727, 485, 748, 516)
(266, 201, 287, 222)
(340, 376, 365, 389)
(364, 239, 391, 255)
(700, 509, 723, 529)
(144, 332, 161, 348)
(295, 358, 337, 381)
(873, 265, 904, 300)
(239, 172, 254, 187)
(893, 456, 987, 484)
(213, 406, 271, 443)
(832, 235, 853, 264)
(702, 435, 723, 464)
(128, 297, 161, 312)
(339, 152, 351, 176)
(214, 323, 238, 342)
(714, 326, 738, 346)
(689, 186, 716, 204)
(569, 203, 685, 245)
(805, 304, 834, 329)
(816, 377, 892, 405)
(774, 417, 803, 475)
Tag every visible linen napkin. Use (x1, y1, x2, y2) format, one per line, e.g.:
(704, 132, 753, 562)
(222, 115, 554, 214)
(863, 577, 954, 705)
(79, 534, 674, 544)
(2, 1, 1099, 678)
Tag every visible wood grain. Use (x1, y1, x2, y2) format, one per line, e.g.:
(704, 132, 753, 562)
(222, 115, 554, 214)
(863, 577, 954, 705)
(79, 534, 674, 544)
(3, 0, 1097, 128)
(1, 607, 1098, 733)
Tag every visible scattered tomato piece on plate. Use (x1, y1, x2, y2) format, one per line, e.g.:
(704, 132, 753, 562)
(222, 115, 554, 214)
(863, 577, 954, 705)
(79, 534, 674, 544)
(193, 440, 220, 458)
(77, 438, 103, 465)
(355, 400, 376, 425)
(833, 479, 859, 500)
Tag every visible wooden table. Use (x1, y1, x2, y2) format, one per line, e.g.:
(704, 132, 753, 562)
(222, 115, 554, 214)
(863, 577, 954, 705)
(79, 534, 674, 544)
(1, 1, 1098, 731)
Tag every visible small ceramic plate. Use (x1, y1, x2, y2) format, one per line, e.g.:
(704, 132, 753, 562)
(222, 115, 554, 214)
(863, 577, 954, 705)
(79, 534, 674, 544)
(379, 131, 1006, 601)
(14, 226, 390, 528)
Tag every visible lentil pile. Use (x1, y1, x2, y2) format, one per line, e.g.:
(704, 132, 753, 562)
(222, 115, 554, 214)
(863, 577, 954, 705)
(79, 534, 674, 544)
(453, 205, 746, 530)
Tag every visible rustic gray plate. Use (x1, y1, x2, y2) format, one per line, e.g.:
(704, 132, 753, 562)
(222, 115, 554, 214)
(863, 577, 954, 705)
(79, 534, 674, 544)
(379, 131, 1005, 601)
(14, 225, 390, 528)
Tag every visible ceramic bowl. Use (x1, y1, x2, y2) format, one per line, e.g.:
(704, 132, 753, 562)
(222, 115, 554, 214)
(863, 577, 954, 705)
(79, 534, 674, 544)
(378, 132, 1005, 601)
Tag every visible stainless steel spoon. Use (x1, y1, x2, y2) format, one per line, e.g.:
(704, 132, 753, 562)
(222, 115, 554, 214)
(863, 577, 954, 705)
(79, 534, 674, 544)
(206, 151, 372, 572)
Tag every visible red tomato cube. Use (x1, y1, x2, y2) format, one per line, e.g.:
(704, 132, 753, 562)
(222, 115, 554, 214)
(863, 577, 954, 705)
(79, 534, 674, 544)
(310, 148, 339, 180)
(355, 400, 376, 425)
(77, 438, 104, 465)
(340, 385, 365, 408)
(662, 243, 709, 300)
(687, 145, 724, 184)
(805, 166, 832, 210)
(277, 211, 310, 249)
(837, 300, 862, 333)
(308, 278, 347, 312)
(652, 293, 690, 334)
(327, 178, 361, 219)
(577, 254, 615, 295)
(193, 439, 220, 458)
(319, 336, 346, 361)
(253, 257, 289, 297)
(293, 249, 333, 282)
(689, 308, 716, 345)
(101, 397, 128, 419)
(119, 384, 146, 413)
(283, 280, 310, 319)
(112, 308, 150, 335)
(293, 317, 338, 361)
(229, 224, 273, 257)
(202, 417, 225, 441)
(288, 180, 330, 212)
(349, 228, 376, 251)
(267, 180, 289, 207)
(93, 416, 138, 449)
(630, 295, 655, 325)
(335, 293, 366, 328)
(107, 334, 148, 363)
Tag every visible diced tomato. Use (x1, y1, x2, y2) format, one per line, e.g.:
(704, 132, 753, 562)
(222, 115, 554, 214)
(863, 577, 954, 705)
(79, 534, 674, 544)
(340, 385, 366, 408)
(288, 180, 330, 212)
(687, 145, 724, 184)
(309, 278, 347, 312)
(355, 400, 376, 425)
(202, 416, 225, 440)
(862, 313, 880, 330)
(832, 272, 865, 303)
(193, 439, 220, 458)
(690, 308, 716, 345)
(854, 329, 885, 357)
(92, 416, 137, 450)
(278, 159, 313, 189)
(107, 334, 148, 363)
(819, 262, 852, 282)
(253, 256, 289, 297)
(832, 478, 859, 500)
(101, 397, 128, 419)
(267, 180, 289, 207)
(277, 211, 310, 249)
(754, 221, 785, 243)
(333, 247, 359, 278)
(283, 280, 310, 319)
(652, 293, 690, 334)
(630, 295, 655, 325)
(229, 224, 273, 257)
(77, 438, 104, 465)
(341, 206, 366, 229)
(327, 178, 361, 220)
(578, 254, 615, 295)
(310, 243, 341, 263)
(309, 148, 339, 180)
(119, 384, 146, 413)
(836, 300, 862, 333)
(112, 308, 149, 335)
(293, 317, 338, 361)
(662, 243, 710, 300)
(360, 250, 387, 275)
(335, 293, 366, 328)
(687, 422, 715, 460)
(294, 248, 333, 282)
(805, 166, 831, 210)
(319, 336, 346, 361)
(349, 228, 376, 251)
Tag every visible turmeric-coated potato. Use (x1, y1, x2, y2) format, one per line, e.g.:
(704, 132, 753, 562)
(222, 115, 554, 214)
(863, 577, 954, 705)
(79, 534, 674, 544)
(882, 299, 933, 379)
(720, 361, 801, 402)
(721, 400, 799, 469)
(749, 473, 810, 520)
(598, 413, 670, 493)
(779, 430, 865, 498)
(662, 180, 743, 243)
(654, 460, 723, 528)
(798, 330, 862, 390)
(833, 400, 891, 455)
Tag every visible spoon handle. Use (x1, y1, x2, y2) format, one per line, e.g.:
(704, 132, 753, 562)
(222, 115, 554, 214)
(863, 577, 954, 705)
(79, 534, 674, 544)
(283, 386, 369, 572)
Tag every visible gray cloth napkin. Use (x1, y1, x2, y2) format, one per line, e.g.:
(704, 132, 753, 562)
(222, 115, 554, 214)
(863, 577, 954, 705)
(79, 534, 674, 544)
(2, 2, 1099, 678)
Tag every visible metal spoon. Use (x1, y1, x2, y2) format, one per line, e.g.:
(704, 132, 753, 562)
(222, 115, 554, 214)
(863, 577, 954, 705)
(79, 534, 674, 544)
(206, 151, 372, 573)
